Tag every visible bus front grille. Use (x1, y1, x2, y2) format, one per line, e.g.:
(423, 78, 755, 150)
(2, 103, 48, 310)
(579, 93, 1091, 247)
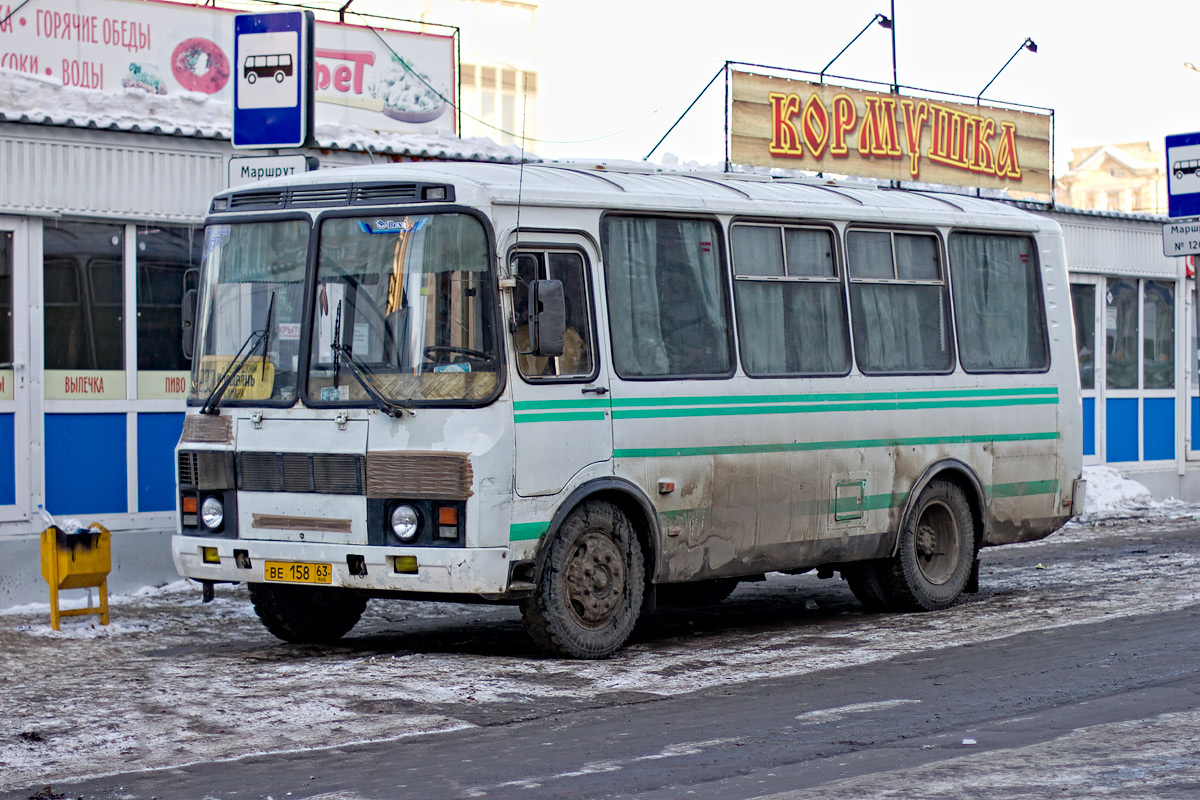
(238, 452, 365, 495)
(178, 451, 199, 487)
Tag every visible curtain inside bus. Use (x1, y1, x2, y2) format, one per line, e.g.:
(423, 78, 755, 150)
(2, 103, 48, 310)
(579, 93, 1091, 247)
(602, 216, 731, 377)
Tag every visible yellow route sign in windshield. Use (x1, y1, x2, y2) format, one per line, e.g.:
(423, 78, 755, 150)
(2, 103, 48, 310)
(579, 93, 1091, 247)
(196, 356, 275, 401)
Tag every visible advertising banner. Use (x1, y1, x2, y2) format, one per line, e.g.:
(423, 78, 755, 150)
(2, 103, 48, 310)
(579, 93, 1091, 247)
(0, 0, 456, 136)
(731, 70, 1051, 194)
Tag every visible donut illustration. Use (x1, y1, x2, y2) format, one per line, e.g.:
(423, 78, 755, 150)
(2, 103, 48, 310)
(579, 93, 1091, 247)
(171, 38, 230, 94)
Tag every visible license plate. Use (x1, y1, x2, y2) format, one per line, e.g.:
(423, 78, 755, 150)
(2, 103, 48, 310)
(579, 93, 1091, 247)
(264, 560, 332, 585)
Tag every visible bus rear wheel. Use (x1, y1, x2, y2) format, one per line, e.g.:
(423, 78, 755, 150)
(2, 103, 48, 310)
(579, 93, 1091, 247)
(520, 500, 645, 659)
(248, 583, 367, 644)
(845, 479, 975, 612)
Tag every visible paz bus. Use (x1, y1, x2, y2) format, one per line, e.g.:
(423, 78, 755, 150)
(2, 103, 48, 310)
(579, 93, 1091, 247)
(173, 162, 1085, 659)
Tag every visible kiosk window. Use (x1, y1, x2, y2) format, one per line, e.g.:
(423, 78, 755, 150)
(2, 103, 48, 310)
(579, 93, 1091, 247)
(0, 232, 10, 366)
(44, 221, 124, 370)
(137, 225, 202, 371)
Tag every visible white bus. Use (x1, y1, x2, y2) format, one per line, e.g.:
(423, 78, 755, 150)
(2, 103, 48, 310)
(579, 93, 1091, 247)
(173, 162, 1085, 658)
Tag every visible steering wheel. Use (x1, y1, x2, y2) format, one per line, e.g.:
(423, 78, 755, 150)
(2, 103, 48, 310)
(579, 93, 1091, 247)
(423, 344, 491, 363)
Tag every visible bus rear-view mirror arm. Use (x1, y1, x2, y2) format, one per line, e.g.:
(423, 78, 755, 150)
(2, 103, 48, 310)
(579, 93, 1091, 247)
(181, 288, 197, 361)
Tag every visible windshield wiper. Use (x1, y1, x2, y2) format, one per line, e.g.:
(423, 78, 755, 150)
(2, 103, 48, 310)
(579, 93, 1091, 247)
(329, 299, 408, 418)
(329, 344, 409, 418)
(200, 292, 275, 416)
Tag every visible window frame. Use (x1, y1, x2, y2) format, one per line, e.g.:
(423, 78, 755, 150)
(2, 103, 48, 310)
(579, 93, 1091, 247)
(507, 242, 601, 385)
(599, 211, 736, 382)
(947, 229, 1052, 375)
(728, 218, 851, 379)
(844, 225, 957, 377)
(186, 210, 314, 410)
(299, 205, 505, 411)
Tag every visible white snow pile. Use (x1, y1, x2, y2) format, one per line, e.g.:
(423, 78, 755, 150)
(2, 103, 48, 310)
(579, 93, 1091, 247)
(1078, 465, 1200, 522)
(0, 68, 530, 163)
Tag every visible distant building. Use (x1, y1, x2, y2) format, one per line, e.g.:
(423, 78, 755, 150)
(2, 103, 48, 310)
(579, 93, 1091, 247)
(1056, 141, 1166, 214)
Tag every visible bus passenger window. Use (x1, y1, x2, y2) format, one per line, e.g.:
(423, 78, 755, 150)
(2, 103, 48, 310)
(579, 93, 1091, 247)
(948, 233, 1048, 373)
(512, 249, 595, 380)
(601, 216, 732, 378)
(731, 224, 849, 376)
(847, 230, 953, 374)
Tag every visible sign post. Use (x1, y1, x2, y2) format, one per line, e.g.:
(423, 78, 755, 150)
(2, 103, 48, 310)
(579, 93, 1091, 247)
(233, 11, 315, 149)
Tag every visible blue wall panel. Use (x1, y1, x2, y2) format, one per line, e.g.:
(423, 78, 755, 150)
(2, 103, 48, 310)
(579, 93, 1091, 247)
(1105, 398, 1139, 463)
(45, 413, 127, 516)
(1192, 397, 1199, 453)
(0, 414, 14, 505)
(1082, 397, 1095, 457)
(1143, 398, 1175, 461)
(137, 412, 185, 512)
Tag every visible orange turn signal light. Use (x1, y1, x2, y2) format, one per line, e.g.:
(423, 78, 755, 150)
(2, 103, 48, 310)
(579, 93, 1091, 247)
(438, 506, 459, 525)
(182, 496, 197, 513)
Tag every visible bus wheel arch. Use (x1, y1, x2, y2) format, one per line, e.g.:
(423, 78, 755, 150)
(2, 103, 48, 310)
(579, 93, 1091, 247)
(845, 460, 983, 612)
(893, 459, 986, 557)
(530, 477, 660, 593)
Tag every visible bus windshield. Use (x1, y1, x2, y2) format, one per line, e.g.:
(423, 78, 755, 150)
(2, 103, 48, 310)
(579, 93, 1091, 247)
(189, 219, 309, 406)
(307, 212, 500, 406)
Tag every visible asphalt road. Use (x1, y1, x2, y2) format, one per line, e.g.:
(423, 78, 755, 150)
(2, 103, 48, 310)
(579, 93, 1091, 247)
(5, 517, 1200, 800)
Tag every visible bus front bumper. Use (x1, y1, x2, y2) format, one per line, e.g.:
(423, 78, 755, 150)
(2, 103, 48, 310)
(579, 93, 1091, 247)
(172, 535, 514, 597)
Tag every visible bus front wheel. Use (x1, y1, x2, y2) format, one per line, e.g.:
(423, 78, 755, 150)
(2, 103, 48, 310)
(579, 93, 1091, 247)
(845, 479, 975, 612)
(248, 583, 367, 644)
(520, 500, 645, 659)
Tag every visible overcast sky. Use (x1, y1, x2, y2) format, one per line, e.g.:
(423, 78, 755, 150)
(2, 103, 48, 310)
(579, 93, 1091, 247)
(524, 0, 1199, 172)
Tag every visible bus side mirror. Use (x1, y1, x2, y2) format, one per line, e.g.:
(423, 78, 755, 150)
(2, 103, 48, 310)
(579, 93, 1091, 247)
(531, 279, 565, 357)
(181, 289, 197, 361)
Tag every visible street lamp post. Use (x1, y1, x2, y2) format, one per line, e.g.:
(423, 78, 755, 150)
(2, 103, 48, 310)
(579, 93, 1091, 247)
(819, 12, 893, 83)
(977, 37, 1038, 103)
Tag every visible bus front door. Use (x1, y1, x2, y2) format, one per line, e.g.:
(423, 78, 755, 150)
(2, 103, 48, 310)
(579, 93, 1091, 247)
(508, 236, 612, 497)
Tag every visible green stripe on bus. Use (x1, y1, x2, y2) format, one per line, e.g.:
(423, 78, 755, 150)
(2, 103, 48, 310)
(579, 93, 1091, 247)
(513, 399, 614, 410)
(613, 430, 1058, 458)
(509, 522, 550, 541)
(512, 479, 1057, 543)
(510, 388, 1058, 417)
(514, 412, 608, 423)
(988, 479, 1059, 499)
(611, 396, 1057, 420)
(610, 386, 1058, 408)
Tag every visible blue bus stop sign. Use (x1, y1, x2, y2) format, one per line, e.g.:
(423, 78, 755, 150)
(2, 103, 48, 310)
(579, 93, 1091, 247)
(1166, 132, 1200, 218)
(233, 11, 314, 149)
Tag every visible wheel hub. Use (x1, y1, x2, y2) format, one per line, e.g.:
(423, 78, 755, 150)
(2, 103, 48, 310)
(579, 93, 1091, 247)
(564, 530, 625, 629)
(913, 501, 960, 585)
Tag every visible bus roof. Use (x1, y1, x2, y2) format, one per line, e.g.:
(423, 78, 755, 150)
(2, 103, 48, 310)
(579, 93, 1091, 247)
(218, 161, 1057, 232)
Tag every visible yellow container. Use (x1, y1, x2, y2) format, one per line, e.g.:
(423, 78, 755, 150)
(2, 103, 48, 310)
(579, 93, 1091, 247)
(39, 523, 111, 630)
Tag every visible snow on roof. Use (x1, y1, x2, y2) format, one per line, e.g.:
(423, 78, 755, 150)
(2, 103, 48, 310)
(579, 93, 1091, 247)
(0, 68, 531, 163)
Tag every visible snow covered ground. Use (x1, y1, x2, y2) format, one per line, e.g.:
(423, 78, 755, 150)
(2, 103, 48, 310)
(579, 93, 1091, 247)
(2, 466, 1197, 793)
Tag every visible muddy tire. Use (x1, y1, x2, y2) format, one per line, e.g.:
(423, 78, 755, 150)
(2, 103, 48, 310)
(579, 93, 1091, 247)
(520, 500, 645, 659)
(846, 479, 976, 612)
(248, 583, 367, 644)
(842, 564, 891, 612)
(656, 578, 739, 607)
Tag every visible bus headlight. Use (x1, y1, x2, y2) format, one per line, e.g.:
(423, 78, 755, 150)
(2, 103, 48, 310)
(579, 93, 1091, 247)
(201, 496, 224, 530)
(390, 504, 419, 542)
